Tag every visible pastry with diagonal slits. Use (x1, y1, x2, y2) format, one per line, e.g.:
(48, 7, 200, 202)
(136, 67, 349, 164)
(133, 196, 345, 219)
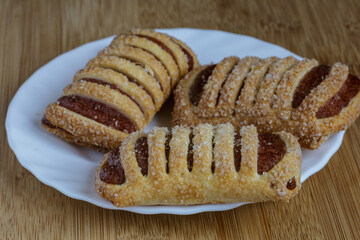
(42, 29, 199, 152)
(95, 123, 301, 207)
(172, 56, 360, 149)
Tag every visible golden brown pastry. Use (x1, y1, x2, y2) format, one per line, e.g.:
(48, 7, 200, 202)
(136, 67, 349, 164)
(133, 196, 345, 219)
(42, 29, 200, 152)
(95, 123, 301, 207)
(172, 56, 360, 149)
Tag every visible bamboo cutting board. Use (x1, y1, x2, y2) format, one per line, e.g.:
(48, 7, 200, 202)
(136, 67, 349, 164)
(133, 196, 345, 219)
(1, 0, 359, 239)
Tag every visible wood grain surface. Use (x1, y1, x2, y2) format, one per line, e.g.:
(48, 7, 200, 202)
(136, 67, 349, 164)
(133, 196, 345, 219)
(1, 0, 360, 239)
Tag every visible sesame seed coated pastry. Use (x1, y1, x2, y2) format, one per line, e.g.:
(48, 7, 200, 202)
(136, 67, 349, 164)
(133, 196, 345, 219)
(42, 29, 200, 152)
(172, 56, 360, 149)
(96, 123, 301, 207)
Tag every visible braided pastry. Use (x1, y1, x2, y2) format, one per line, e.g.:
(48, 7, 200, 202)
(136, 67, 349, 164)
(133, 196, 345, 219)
(172, 56, 360, 149)
(42, 29, 199, 152)
(95, 123, 301, 207)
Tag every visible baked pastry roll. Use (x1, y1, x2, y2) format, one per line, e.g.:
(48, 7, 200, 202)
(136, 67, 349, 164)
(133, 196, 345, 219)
(172, 56, 360, 149)
(42, 29, 200, 152)
(95, 123, 301, 207)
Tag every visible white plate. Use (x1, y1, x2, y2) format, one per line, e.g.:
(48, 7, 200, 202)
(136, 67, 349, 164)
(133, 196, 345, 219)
(6, 28, 345, 215)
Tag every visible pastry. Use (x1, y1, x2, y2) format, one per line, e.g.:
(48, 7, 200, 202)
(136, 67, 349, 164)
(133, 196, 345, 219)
(95, 123, 301, 207)
(42, 29, 200, 152)
(172, 56, 360, 149)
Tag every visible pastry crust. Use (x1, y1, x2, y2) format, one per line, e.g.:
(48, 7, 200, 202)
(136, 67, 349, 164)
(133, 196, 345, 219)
(73, 67, 156, 122)
(99, 45, 171, 98)
(111, 33, 180, 87)
(43, 104, 127, 152)
(42, 29, 199, 151)
(167, 35, 200, 72)
(129, 29, 189, 79)
(95, 123, 301, 207)
(172, 56, 360, 149)
(111, 29, 200, 87)
(41, 118, 112, 152)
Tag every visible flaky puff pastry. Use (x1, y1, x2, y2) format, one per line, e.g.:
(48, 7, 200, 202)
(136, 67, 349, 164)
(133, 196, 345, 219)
(172, 56, 360, 149)
(95, 123, 301, 207)
(42, 29, 200, 152)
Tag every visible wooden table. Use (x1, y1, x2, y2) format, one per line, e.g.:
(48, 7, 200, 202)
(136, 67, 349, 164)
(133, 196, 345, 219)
(1, 0, 359, 238)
